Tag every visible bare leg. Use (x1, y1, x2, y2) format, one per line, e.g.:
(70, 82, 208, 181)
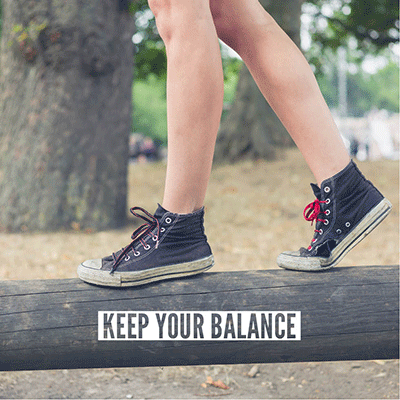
(148, 0, 224, 214)
(211, 0, 350, 186)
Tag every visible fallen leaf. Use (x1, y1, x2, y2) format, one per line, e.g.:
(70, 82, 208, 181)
(213, 380, 230, 390)
(204, 376, 230, 390)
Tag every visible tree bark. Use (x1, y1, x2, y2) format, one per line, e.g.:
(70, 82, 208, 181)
(214, 65, 277, 162)
(0, 0, 134, 232)
(214, 0, 304, 163)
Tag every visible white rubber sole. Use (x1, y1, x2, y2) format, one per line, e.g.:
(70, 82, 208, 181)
(77, 255, 214, 287)
(277, 198, 392, 272)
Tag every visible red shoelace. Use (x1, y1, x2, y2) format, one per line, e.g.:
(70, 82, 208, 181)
(111, 207, 160, 273)
(303, 199, 328, 250)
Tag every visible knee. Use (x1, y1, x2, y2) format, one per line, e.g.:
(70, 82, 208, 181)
(147, 0, 168, 19)
(148, 0, 210, 43)
(148, 0, 172, 41)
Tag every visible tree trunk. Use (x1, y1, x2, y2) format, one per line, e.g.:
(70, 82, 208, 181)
(214, 0, 304, 163)
(214, 65, 277, 162)
(0, 0, 134, 232)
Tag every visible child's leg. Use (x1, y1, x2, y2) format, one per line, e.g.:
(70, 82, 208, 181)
(210, 0, 350, 186)
(210, 0, 391, 271)
(78, 0, 221, 286)
(150, 0, 224, 214)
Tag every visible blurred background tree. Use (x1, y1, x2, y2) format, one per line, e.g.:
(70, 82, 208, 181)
(306, 0, 399, 61)
(214, 0, 303, 162)
(305, 0, 399, 116)
(0, 0, 135, 232)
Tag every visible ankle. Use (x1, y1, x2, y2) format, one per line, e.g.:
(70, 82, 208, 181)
(161, 200, 203, 215)
(315, 156, 351, 187)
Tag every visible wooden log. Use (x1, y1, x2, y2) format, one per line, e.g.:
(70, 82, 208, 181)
(0, 265, 398, 371)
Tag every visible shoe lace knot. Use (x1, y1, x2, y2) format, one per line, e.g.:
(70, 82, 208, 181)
(111, 207, 160, 273)
(304, 199, 329, 251)
(303, 199, 327, 226)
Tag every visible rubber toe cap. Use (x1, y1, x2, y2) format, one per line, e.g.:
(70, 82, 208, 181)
(80, 258, 102, 270)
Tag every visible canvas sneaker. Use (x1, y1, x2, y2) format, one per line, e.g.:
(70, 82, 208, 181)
(77, 205, 214, 287)
(277, 160, 392, 271)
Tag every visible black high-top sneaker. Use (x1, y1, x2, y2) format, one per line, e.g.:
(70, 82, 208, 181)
(277, 160, 392, 271)
(77, 205, 214, 287)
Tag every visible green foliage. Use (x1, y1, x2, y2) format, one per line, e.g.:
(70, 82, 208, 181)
(132, 75, 167, 143)
(132, 60, 241, 145)
(130, 0, 167, 81)
(128, 0, 148, 16)
(222, 58, 242, 119)
(222, 56, 242, 82)
(358, 61, 399, 113)
(134, 40, 166, 81)
(316, 56, 399, 116)
(305, 0, 399, 58)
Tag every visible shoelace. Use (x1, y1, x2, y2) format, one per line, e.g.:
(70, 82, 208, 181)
(303, 199, 328, 250)
(110, 207, 160, 273)
(303, 199, 327, 225)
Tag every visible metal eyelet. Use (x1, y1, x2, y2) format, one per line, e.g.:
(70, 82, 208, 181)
(124, 255, 130, 261)
(160, 227, 165, 233)
(134, 251, 140, 257)
(325, 210, 331, 216)
(325, 198, 331, 204)
(152, 236, 158, 241)
(345, 222, 351, 228)
(319, 229, 324, 235)
(324, 186, 331, 193)
(143, 244, 151, 250)
(336, 229, 342, 234)
(165, 217, 172, 224)
(323, 219, 329, 225)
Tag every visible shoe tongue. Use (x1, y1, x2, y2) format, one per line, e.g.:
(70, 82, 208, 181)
(154, 203, 168, 220)
(310, 183, 322, 200)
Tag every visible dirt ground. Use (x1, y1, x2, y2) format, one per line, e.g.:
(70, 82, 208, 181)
(0, 148, 399, 399)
